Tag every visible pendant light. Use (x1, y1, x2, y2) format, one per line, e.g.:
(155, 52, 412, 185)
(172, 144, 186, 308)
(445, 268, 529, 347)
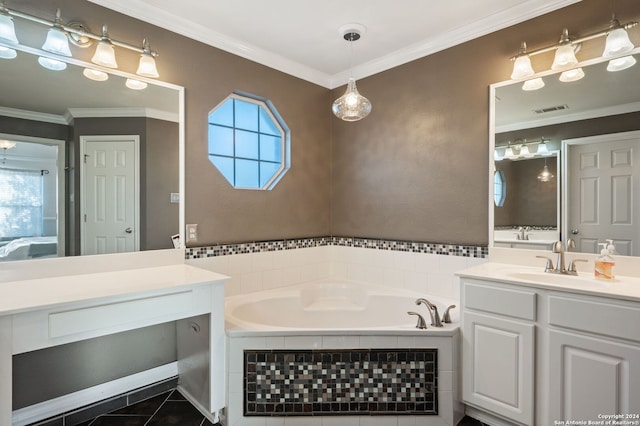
(537, 158, 554, 182)
(92, 25, 118, 68)
(0, 139, 16, 164)
(332, 26, 372, 122)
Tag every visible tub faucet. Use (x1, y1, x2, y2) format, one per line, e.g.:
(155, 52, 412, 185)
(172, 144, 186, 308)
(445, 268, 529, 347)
(407, 311, 427, 329)
(415, 298, 443, 327)
(442, 305, 456, 323)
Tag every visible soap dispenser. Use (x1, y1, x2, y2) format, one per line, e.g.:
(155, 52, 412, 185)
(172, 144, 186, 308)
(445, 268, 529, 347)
(595, 239, 616, 280)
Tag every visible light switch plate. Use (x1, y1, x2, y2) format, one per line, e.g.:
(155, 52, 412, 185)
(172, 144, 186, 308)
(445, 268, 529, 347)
(170, 193, 180, 203)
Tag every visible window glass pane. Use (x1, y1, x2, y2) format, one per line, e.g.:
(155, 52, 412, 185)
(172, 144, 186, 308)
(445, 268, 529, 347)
(259, 107, 280, 136)
(208, 125, 234, 156)
(260, 162, 281, 188)
(494, 169, 506, 207)
(235, 130, 259, 160)
(260, 135, 282, 162)
(235, 100, 259, 132)
(235, 159, 259, 188)
(209, 155, 234, 186)
(0, 169, 43, 238)
(209, 99, 234, 127)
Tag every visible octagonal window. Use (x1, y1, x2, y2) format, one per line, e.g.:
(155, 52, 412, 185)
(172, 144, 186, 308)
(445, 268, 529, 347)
(208, 93, 290, 190)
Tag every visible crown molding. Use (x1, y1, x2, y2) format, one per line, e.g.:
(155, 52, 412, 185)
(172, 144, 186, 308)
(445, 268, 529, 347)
(66, 107, 179, 123)
(0, 106, 67, 125)
(90, 0, 581, 89)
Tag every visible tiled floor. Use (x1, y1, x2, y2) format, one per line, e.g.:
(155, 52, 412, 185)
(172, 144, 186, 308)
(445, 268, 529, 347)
(74, 390, 217, 426)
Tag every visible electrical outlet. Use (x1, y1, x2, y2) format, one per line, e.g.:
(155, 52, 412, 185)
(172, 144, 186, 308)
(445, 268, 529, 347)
(186, 224, 198, 243)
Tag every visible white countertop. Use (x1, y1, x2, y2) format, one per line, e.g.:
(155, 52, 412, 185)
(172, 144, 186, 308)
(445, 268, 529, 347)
(457, 262, 640, 302)
(0, 264, 229, 316)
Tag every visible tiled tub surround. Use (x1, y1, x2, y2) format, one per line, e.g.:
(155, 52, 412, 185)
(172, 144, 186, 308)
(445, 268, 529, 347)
(243, 349, 438, 417)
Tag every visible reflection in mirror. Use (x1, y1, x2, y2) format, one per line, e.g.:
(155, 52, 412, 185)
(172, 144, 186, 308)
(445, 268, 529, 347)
(0, 43, 182, 262)
(491, 50, 640, 256)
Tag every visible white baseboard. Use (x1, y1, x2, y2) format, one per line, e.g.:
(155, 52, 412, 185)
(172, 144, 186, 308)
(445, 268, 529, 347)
(465, 405, 519, 426)
(12, 362, 178, 426)
(177, 385, 220, 424)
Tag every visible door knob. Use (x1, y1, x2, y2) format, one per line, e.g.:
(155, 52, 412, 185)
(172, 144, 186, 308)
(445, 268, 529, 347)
(125, 227, 133, 234)
(571, 228, 579, 235)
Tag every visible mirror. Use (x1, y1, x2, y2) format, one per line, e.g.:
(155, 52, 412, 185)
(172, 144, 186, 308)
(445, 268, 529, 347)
(0, 43, 183, 262)
(490, 49, 640, 255)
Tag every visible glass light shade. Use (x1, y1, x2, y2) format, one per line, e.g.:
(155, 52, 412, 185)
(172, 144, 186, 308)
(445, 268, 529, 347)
(511, 55, 534, 80)
(504, 146, 516, 159)
(0, 140, 16, 149)
(0, 13, 18, 43)
(136, 53, 159, 78)
(38, 56, 67, 71)
(537, 141, 550, 155)
(41, 27, 72, 56)
(92, 41, 118, 68)
(83, 68, 109, 81)
(332, 78, 372, 121)
(522, 77, 545, 91)
(0, 45, 16, 59)
(559, 67, 585, 82)
(519, 144, 533, 157)
(537, 164, 554, 182)
(126, 78, 147, 90)
(603, 28, 634, 57)
(607, 55, 636, 72)
(494, 148, 503, 161)
(551, 44, 578, 70)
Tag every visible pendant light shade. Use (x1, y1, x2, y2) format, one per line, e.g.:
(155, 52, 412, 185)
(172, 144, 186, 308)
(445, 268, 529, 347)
(92, 25, 118, 68)
(0, 12, 18, 43)
(332, 78, 372, 121)
(537, 161, 554, 182)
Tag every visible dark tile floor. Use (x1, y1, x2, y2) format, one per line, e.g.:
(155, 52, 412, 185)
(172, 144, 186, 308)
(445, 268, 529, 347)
(74, 390, 217, 426)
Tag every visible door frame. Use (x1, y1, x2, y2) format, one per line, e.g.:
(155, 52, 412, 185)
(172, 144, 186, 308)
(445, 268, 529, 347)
(80, 135, 140, 255)
(561, 129, 640, 249)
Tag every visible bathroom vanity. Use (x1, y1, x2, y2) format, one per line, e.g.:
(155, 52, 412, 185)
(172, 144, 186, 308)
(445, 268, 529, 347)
(458, 262, 640, 426)
(0, 251, 228, 425)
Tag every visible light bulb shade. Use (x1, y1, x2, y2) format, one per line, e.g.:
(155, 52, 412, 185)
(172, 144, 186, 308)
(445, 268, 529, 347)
(332, 78, 372, 121)
(559, 67, 585, 82)
(504, 146, 516, 159)
(603, 28, 634, 57)
(83, 68, 109, 81)
(136, 53, 159, 78)
(607, 55, 636, 72)
(0, 13, 18, 43)
(0, 140, 16, 149)
(126, 78, 147, 90)
(537, 141, 550, 155)
(511, 54, 535, 80)
(0, 45, 16, 59)
(551, 44, 578, 70)
(41, 27, 72, 56)
(38, 56, 67, 71)
(92, 41, 118, 68)
(537, 164, 554, 182)
(522, 77, 545, 91)
(519, 145, 533, 157)
(494, 148, 503, 161)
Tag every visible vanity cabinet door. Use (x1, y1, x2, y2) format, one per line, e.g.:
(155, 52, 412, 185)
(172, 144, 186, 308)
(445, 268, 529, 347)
(548, 329, 640, 424)
(462, 310, 535, 425)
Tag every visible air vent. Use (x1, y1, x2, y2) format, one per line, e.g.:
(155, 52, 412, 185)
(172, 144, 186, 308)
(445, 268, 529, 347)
(533, 104, 569, 114)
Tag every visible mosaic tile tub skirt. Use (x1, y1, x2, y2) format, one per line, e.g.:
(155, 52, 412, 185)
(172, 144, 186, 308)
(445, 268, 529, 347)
(244, 349, 437, 416)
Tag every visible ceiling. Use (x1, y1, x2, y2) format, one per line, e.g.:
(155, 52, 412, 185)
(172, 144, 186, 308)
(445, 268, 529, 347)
(89, 0, 581, 89)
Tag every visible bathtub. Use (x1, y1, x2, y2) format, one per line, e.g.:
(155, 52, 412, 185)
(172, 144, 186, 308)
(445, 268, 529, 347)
(224, 280, 463, 426)
(225, 279, 460, 332)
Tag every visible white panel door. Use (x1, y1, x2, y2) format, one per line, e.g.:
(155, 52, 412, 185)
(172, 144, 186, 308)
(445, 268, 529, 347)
(565, 131, 640, 255)
(548, 329, 640, 424)
(81, 136, 140, 255)
(462, 311, 535, 425)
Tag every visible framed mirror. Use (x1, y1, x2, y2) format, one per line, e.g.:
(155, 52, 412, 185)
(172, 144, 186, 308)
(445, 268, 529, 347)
(0, 42, 184, 262)
(489, 48, 640, 256)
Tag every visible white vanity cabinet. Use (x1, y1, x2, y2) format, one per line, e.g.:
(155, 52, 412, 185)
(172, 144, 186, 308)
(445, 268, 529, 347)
(461, 280, 536, 425)
(460, 270, 640, 426)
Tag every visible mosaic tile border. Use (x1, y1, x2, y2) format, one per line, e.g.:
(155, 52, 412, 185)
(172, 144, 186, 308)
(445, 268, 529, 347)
(244, 349, 437, 417)
(185, 236, 487, 259)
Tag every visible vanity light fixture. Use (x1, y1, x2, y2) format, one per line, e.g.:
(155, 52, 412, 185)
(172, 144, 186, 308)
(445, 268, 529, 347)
(497, 138, 551, 161)
(509, 15, 638, 90)
(0, 4, 161, 80)
(332, 25, 372, 122)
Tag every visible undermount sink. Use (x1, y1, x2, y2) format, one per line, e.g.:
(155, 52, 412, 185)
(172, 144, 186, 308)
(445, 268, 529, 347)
(500, 270, 610, 288)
